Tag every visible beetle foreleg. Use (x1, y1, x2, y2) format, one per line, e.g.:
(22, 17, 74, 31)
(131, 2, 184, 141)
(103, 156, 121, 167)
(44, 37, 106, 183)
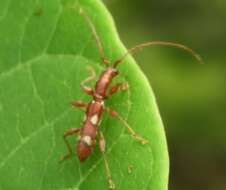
(80, 66, 96, 96)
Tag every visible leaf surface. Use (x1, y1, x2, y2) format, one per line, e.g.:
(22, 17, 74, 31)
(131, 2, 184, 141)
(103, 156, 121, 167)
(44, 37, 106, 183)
(0, 0, 168, 189)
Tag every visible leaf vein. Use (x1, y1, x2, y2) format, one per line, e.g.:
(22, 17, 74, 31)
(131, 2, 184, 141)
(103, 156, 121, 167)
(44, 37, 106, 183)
(28, 64, 47, 122)
(43, 0, 63, 54)
(15, 113, 24, 142)
(38, 125, 56, 190)
(0, 54, 45, 81)
(18, 0, 37, 64)
(0, 0, 11, 22)
(0, 108, 70, 170)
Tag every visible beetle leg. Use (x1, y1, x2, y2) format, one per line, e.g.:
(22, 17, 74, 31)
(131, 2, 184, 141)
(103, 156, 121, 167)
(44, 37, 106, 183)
(60, 128, 81, 161)
(108, 83, 128, 97)
(104, 108, 148, 145)
(71, 100, 88, 111)
(80, 66, 96, 96)
(99, 132, 116, 190)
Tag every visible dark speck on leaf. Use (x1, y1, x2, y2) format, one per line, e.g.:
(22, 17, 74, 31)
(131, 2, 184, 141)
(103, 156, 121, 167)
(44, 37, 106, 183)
(128, 164, 134, 174)
(34, 8, 43, 17)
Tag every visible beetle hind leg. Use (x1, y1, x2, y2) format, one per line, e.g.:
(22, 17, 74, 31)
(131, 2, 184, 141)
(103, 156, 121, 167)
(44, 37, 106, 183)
(99, 132, 116, 189)
(60, 128, 81, 162)
(104, 108, 148, 145)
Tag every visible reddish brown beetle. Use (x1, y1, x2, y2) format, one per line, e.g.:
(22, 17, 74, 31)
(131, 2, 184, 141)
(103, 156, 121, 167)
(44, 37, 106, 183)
(60, 8, 202, 189)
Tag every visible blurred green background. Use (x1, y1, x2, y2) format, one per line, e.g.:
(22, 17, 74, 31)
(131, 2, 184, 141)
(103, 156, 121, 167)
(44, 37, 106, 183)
(104, 0, 226, 190)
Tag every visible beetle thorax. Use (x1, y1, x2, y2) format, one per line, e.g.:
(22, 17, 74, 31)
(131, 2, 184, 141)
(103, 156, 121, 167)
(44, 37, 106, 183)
(95, 68, 118, 98)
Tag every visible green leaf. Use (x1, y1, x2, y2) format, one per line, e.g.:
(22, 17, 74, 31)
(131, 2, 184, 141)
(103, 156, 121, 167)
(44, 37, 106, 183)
(0, 0, 168, 189)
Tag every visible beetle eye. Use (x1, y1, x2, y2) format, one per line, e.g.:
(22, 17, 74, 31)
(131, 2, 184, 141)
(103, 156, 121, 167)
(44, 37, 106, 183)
(114, 70, 119, 75)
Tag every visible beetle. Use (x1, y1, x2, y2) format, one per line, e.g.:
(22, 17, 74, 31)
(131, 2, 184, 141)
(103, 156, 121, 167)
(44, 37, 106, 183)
(60, 8, 202, 189)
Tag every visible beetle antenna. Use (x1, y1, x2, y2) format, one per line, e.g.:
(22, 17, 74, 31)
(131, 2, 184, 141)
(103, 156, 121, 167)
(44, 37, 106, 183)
(79, 8, 110, 67)
(113, 41, 203, 68)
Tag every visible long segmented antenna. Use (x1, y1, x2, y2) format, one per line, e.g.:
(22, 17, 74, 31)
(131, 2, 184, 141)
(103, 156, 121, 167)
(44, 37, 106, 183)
(113, 41, 203, 68)
(79, 8, 109, 67)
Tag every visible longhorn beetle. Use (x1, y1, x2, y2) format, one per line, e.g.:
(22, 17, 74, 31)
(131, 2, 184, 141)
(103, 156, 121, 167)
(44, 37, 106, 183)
(60, 8, 202, 189)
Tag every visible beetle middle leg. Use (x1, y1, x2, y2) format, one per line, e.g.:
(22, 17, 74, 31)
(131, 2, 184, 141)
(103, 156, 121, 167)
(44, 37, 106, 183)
(104, 108, 148, 145)
(99, 132, 116, 190)
(71, 100, 88, 111)
(60, 128, 81, 161)
(80, 66, 96, 96)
